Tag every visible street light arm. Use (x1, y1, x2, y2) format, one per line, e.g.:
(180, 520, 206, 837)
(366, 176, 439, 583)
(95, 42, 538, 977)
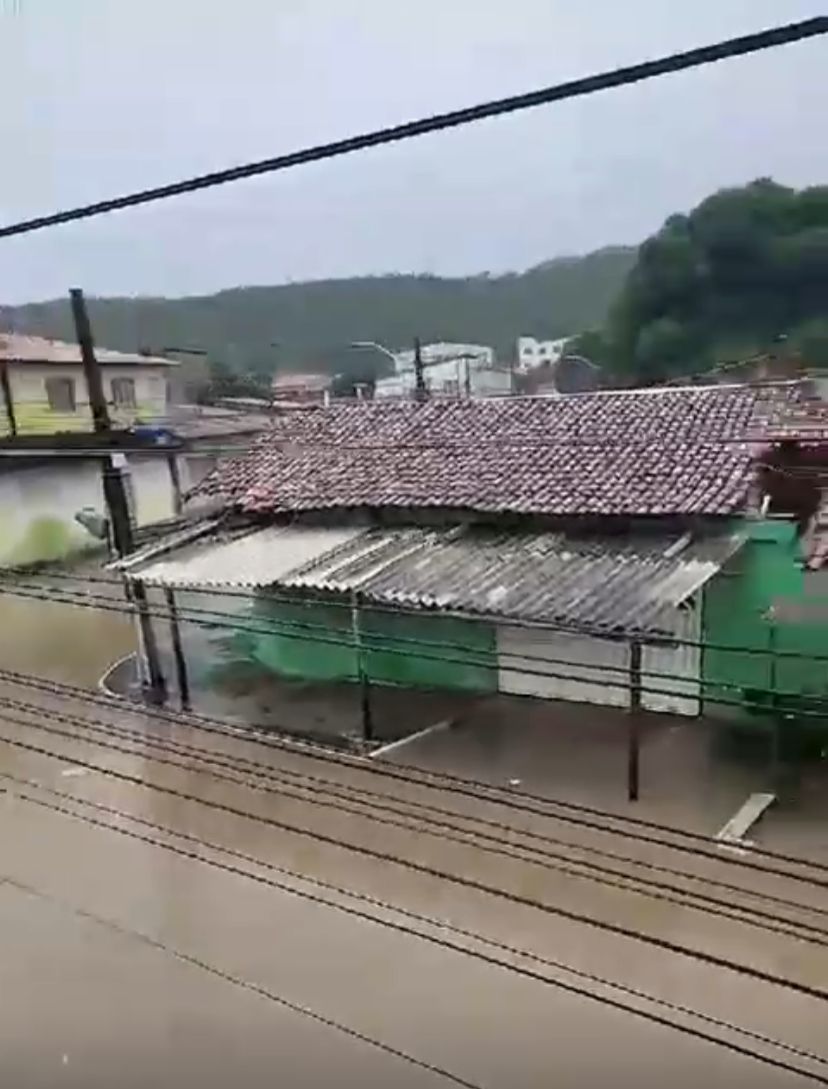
(349, 341, 399, 364)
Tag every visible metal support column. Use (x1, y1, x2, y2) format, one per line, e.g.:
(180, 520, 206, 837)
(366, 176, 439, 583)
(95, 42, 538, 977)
(351, 590, 373, 743)
(627, 639, 642, 802)
(164, 587, 190, 710)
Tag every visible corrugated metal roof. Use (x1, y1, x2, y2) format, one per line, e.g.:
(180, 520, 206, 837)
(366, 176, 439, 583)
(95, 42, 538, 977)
(123, 520, 743, 634)
(280, 526, 744, 635)
(126, 524, 363, 589)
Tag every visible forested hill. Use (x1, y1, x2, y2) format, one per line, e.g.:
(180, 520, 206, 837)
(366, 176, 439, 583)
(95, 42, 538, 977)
(575, 179, 828, 382)
(1, 247, 634, 377)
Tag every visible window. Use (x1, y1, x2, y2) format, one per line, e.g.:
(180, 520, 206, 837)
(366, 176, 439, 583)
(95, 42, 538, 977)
(45, 377, 76, 413)
(111, 377, 136, 408)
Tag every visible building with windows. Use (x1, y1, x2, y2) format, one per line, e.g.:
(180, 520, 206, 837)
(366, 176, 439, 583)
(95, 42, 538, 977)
(0, 334, 173, 438)
(516, 336, 570, 373)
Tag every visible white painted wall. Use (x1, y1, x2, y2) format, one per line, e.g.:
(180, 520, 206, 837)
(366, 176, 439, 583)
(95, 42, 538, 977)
(375, 344, 508, 399)
(375, 362, 511, 398)
(391, 343, 494, 375)
(497, 604, 702, 716)
(516, 336, 569, 373)
(641, 599, 701, 717)
(497, 625, 630, 706)
(0, 454, 178, 567)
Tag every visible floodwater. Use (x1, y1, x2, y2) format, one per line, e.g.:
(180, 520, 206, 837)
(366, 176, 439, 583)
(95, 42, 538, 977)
(0, 594, 827, 1086)
(0, 593, 134, 687)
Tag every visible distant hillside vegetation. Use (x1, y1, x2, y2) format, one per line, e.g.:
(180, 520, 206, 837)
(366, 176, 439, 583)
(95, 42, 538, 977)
(572, 179, 828, 383)
(1, 247, 635, 380)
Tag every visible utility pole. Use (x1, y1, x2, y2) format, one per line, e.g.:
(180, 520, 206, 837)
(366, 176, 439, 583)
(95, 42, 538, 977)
(69, 288, 167, 705)
(0, 360, 16, 437)
(413, 337, 427, 401)
(627, 639, 642, 801)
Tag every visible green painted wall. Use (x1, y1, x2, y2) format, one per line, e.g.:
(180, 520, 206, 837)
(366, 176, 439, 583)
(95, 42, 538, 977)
(362, 608, 497, 692)
(248, 597, 497, 693)
(703, 520, 828, 724)
(3, 401, 160, 437)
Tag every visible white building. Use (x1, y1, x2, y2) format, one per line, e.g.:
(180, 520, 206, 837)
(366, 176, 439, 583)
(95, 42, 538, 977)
(375, 342, 510, 398)
(516, 336, 570, 373)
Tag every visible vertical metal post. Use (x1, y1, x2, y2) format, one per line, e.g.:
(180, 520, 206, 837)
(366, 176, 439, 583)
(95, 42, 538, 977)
(628, 639, 642, 802)
(167, 453, 183, 515)
(351, 590, 373, 742)
(164, 587, 190, 710)
(767, 621, 782, 785)
(0, 360, 17, 437)
(70, 287, 166, 706)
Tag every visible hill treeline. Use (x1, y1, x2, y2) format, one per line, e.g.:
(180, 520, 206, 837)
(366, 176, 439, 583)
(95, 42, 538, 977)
(6, 179, 825, 390)
(1, 247, 634, 382)
(572, 179, 828, 382)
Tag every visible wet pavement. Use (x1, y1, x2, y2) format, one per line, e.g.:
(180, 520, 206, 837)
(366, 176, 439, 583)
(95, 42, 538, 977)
(0, 588, 827, 1085)
(0, 674, 826, 1087)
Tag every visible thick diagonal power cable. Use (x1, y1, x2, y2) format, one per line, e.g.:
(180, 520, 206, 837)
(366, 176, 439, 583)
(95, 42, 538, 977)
(0, 18, 825, 239)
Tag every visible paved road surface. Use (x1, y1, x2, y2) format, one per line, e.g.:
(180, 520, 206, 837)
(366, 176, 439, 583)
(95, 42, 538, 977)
(0, 678, 826, 1088)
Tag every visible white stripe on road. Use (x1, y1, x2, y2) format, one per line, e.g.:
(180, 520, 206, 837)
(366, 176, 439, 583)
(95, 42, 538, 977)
(715, 791, 776, 850)
(368, 718, 453, 760)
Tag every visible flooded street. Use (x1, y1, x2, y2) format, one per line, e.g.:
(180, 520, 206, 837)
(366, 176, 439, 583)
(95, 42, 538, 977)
(0, 657, 826, 1088)
(0, 594, 134, 688)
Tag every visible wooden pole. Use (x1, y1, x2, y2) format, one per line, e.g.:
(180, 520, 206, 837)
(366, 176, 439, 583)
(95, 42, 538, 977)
(69, 287, 166, 706)
(413, 337, 427, 402)
(0, 360, 16, 437)
(70, 287, 110, 433)
(627, 639, 642, 802)
(167, 453, 183, 515)
(164, 587, 190, 710)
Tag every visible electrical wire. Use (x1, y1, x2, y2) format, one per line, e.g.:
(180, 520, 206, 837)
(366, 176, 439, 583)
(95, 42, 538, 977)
(5, 775, 827, 1085)
(2, 578, 827, 723)
(2, 662, 827, 880)
(0, 870, 482, 1089)
(3, 693, 826, 944)
(1, 720, 827, 1003)
(1, 18, 824, 240)
(12, 565, 828, 666)
(9, 696, 828, 945)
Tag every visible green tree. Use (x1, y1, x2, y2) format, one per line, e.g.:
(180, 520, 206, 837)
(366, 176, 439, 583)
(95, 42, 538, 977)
(790, 317, 828, 368)
(606, 180, 828, 382)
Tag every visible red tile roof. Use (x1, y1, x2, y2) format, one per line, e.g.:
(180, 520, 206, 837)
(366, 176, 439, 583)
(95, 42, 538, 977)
(196, 385, 803, 518)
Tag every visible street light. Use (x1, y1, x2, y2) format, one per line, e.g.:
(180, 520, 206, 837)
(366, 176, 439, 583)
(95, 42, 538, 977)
(349, 340, 399, 366)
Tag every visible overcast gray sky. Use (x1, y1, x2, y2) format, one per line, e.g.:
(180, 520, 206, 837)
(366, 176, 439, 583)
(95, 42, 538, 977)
(2, 0, 826, 302)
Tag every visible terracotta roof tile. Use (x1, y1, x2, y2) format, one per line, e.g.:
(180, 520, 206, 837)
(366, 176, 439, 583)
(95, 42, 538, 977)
(197, 385, 802, 518)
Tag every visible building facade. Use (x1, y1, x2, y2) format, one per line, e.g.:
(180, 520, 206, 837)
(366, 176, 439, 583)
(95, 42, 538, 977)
(374, 342, 507, 399)
(516, 336, 570, 373)
(0, 334, 173, 438)
(0, 453, 179, 566)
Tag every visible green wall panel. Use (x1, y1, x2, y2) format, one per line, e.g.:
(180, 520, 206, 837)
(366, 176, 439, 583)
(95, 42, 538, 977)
(362, 608, 496, 692)
(703, 520, 828, 723)
(247, 597, 497, 692)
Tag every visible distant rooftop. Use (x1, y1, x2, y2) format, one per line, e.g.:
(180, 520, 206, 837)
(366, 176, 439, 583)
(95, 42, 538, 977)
(271, 372, 331, 392)
(0, 333, 173, 367)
